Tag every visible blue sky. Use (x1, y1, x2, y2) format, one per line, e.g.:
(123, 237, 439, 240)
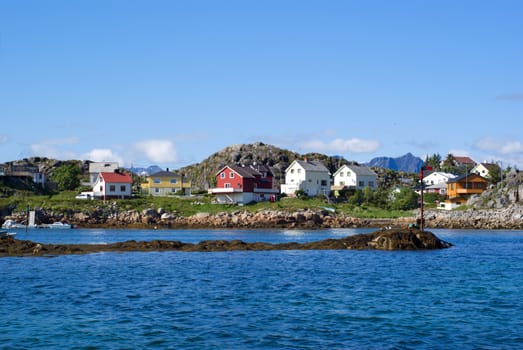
(1, 0, 522, 170)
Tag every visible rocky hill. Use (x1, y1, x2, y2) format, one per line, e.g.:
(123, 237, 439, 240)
(178, 142, 355, 191)
(467, 170, 523, 209)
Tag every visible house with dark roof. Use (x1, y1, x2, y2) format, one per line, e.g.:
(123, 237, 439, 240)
(281, 159, 331, 197)
(452, 156, 476, 168)
(439, 173, 488, 210)
(209, 164, 279, 204)
(93, 171, 133, 199)
(332, 164, 377, 190)
(141, 170, 191, 196)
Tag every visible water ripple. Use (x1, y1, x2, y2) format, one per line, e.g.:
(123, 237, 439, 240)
(1, 229, 523, 349)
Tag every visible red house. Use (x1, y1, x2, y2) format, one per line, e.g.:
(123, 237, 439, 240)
(93, 171, 133, 199)
(209, 164, 279, 204)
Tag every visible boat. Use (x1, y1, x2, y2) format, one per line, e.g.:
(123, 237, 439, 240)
(1, 219, 27, 229)
(45, 222, 73, 229)
(0, 229, 16, 237)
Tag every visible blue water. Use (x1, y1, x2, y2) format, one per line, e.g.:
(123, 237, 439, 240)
(1, 229, 522, 349)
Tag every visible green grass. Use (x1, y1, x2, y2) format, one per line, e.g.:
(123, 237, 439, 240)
(0, 192, 415, 218)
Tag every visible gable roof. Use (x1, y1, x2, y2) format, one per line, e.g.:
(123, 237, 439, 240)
(475, 163, 499, 171)
(454, 156, 475, 165)
(216, 164, 274, 179)
(290, 160, 329, 172)
(216, 165, 260, 179)
(150, 170, 181, 178)
(100, 172, 132, 183)
(345, 164, 376, 176)
(447, 173, 487, 184)
(424, 171, 457, 179)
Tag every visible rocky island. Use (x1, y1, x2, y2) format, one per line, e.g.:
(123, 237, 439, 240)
(0, 228, 451, 257)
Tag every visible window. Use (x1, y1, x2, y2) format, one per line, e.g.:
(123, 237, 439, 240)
(220, 172, 225, 179)
(369, 181, 374, 188)
(358, 181, 364, 187)
(291, 169, 295, 174)
(340, 172, 344, 177)
(120, 185, 126, 192)
(171, 188, 177, 192)
(321, 180, 327, 186)
(297, 169, 302, 174)
(109, 185, 116, 192)
(153, 178, 161, 184)
(230, 172, 235, 178)
(155, 188, 159, 193)
(224, 183, 230, 188)
(170, 179, 177, 184)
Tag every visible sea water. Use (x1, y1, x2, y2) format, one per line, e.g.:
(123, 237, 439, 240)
(1, 228, 522, 349)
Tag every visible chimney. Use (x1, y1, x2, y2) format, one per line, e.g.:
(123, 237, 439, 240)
(304, 157, 308, 163)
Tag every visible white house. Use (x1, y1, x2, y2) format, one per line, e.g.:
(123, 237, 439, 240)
(332, 164, 377, 190)
(471, 163, 499, 179)
(93, 171, 133, 199)
(281, 159, 331, 197)
(89, 162, 119, 185)
(422, 172, 457, 186)
(421, 172, 457, 195)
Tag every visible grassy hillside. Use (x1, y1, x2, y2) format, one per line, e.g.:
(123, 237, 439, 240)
(0, 190, 414, 219)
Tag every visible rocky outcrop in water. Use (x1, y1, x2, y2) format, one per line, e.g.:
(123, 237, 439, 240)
(0, 228, 452, 257)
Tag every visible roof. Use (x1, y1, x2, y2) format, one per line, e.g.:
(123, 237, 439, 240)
(475, 163, 499, 171)
(343, 164, 376, 176)
(447, 173, 487, 183)
(100, 172, 132, 183)
(290, 160, 329, 172)
(424, 171, 457, 179)
(150, 170, 181, 177)
(454, 156, 475, 165)
(217, 164, 273, 178)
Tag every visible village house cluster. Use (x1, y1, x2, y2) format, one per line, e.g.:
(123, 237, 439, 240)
(1, 155, 501, 210)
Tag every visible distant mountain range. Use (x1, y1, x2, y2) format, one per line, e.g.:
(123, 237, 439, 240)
(367, 153, 424, 173)
(127, 165, 163, 176)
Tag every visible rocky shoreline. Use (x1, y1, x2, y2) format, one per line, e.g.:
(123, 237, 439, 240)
(0, 228, 452, 257)
(3, 204, 522, 230)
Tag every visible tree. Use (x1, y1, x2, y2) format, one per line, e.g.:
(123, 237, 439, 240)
(390, 188, 419, 210)
(52, 164, 81, 191)
(424, 153, 442, 171)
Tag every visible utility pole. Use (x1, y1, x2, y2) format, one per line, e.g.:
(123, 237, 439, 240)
(419, 165, 432, 232)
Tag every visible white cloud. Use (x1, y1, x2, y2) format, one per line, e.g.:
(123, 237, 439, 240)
(83, 149, 124, 164)
(475, 138, 523, 155)
(0, 135, 8, 144)
(132, 139, 178, 163)
(301, 138, 381, 153)
(446, 149, 470, 157)
(30, 137, 80, 159)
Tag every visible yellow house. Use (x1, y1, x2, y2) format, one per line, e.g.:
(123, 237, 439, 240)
(141, 170, 191, 196)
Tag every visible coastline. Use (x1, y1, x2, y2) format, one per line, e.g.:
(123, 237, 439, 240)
(2, 204, 522, 230)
